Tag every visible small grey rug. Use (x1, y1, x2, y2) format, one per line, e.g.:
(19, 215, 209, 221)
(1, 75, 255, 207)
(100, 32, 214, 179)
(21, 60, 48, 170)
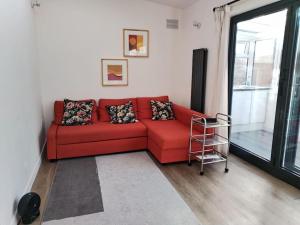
(43, 152, 201, 225)
(43, 157, 103, 222)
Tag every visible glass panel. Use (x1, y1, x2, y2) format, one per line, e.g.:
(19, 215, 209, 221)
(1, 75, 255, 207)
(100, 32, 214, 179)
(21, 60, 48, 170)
(283, 9, 300, 172)
(234, 57, 248, 86)
(231, 10, 287, 160)
(252, 39, 275, 87)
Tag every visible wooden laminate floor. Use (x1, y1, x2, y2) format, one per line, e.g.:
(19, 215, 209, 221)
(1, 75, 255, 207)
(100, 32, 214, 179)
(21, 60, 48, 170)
(31, 153, 300, 225)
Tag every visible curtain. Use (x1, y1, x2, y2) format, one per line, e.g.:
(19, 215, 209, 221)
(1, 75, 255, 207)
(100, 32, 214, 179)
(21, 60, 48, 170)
(210, 5, 231, 154)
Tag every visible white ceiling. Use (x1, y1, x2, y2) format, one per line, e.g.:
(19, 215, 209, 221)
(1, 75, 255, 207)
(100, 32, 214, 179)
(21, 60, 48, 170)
(145, 0, 198, 9)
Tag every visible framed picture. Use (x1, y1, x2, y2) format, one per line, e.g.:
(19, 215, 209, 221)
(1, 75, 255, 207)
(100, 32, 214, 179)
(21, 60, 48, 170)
(101, 59, 128, 86)
(123, 29, 149, 57)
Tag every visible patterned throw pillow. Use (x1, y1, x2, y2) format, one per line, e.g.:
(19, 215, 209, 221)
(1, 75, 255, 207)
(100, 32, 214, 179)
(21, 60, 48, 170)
(150, 100, 175, 120)
(106, 101, 136, 124)
(62, 99, 94, 126)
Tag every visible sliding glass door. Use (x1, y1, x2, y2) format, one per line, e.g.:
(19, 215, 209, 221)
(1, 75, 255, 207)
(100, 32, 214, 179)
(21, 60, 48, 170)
(283, 7, 300, 174)
(229, 0, 300, 188)
(231, 10, 287, 161)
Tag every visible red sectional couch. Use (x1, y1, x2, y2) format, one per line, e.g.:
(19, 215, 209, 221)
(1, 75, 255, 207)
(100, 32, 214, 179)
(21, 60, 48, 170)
(47, 96, 209, 163)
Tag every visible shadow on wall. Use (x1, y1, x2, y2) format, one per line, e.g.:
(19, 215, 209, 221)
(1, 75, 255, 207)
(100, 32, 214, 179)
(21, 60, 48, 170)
(39, 111, 47, 153)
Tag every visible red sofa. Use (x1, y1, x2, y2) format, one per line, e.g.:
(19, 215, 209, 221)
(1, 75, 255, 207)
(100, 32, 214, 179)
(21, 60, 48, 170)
(47, 96, 208, 163)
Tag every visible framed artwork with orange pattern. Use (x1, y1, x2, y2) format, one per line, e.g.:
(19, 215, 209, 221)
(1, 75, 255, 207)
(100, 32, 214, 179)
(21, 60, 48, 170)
(123, 29, 149, 57)
(101, 59, 128, 86)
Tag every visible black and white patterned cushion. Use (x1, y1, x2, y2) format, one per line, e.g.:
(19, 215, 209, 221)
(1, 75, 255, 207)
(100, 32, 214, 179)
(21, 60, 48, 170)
(62, 99, 94, 126)
(150, 100, 175, 120)
(106, 101, 136, 124)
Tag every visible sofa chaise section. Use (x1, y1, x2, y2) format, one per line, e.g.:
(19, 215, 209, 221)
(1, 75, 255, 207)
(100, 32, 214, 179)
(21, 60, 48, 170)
(138, 100, 209, 163)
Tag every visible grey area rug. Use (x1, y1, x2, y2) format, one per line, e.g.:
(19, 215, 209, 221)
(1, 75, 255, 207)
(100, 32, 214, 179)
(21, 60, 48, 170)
(43, 152, 201, 225)
(43, 157, 103, 222)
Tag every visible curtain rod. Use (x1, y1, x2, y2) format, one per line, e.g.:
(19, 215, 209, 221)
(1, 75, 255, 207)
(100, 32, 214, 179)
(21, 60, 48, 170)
(213, 0, 240, 12)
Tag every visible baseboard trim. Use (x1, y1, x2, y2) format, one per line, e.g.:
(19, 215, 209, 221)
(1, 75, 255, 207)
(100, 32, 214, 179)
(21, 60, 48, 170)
(9, 139, 47, 225)
(26, 139, 47, 192)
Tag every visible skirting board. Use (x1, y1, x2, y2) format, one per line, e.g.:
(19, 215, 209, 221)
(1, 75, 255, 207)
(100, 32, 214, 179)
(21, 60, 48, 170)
(9, 139, 47, 225)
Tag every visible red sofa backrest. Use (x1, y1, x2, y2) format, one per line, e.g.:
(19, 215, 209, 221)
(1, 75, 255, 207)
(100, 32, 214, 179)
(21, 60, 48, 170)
(54, 99, 98, 125)
(137, 96, 169, 119)
(98, 98, 138, 122)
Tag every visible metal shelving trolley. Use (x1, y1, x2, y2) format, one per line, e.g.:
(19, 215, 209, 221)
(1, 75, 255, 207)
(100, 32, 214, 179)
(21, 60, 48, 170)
(188, 113, 231, 175)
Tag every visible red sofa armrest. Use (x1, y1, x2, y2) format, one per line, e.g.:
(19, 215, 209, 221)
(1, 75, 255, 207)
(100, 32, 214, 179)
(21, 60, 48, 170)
(173, 103, 207, 126)
(47, 122, 58, 160)
(173, 103, 212, 134)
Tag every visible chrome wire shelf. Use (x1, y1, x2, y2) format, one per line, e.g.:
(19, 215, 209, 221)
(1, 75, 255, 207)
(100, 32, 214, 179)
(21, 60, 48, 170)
(188, 113, 232, 175)
(195, 153, 226, 165)
(192, 135, 229, 146)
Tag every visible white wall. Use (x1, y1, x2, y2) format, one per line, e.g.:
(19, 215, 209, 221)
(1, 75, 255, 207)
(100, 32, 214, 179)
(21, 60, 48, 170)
(171, 0, 229, 112)
(37, 0, 282, 126)
(0, 0, 45, 224)
(36, 0, 181, 127)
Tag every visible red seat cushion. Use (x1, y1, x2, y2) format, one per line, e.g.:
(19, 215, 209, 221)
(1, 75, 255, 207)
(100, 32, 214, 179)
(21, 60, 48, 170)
(57, 121, 147, 145)
(137, 96, 169, 119)
(54, 99, 98, 125)
(141, 119, 198, 149)
(98, 98, 138, 122)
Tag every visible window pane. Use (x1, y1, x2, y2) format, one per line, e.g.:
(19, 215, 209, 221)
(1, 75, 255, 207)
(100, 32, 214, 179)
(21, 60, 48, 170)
(234, 57, 248, 86)
(252, 39, 275, 87)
